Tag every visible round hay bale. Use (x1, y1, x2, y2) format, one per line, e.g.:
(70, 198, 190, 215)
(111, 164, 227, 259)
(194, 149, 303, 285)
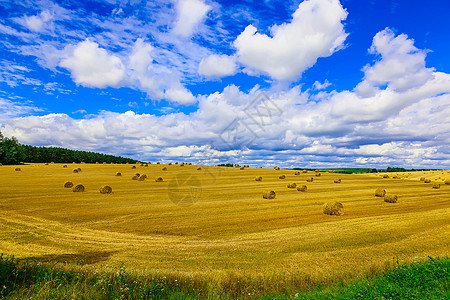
(374, 188, 386, 197)
(287, 183, 297, 188)
(274, 166, 280, 170)
(323, 202, 344, 216)
(297, 185, 307, 192)
(420, 177, 425, 181)
(255, 176, 262, 181)
(383, 174, 389, 178)
(168, 163, 172, 165)
(188, 163, 192, 165)
(445, 180, 450, 185)
(134, 173, 140, 177)
(263, 190, 276, 199)
(138, 174, 147, 181)
(240, 167, 245, 170)
(294, 171, 300, 175)
(279, 175, 286, 179)
(140, 163, 144, 166)
(328, 170, 334, 173)
(302, 170, 308, 173)
(73, 169, 79, 173)
(432, 183, 440, 189)
(424, 179, 431, 183)
(180, 163, 185, 166)
(0, 163, 2, 166)
(306, 177, 314, 182)
(131, 166, 136, 169)
(162, 167, 167, 171)
(131, 175, 139, 180)
(144, 164, 148, 167)
(72, 184, 85, 192)
(315, 169, 320, 172)
(77, 168, 82, 172)
(315, 172, 321, 177)
(197, 167, 202, 170)
(155, 177, 163, 182)
(64, 181, 73, 188)
(63, 165, 68, 168)
(157, 162, 160, 164)
(100, 185, 112, 194)
(175, 162, 178, 165)
(115, 172, 122, 176)
(334, 179, 341, 183)
(14, 167, 21, 171)
(384, 194, 398, 203)
(45, 163, 49, 165)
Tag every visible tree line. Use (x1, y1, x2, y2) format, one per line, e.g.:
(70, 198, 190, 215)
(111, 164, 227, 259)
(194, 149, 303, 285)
(0, 132, 138, 165)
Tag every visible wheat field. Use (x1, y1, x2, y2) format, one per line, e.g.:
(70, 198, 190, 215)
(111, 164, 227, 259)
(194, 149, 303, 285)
(0, 163, 449, 291)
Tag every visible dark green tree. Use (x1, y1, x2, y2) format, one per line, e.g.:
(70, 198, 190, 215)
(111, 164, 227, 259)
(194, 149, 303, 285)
(0, 131, 22, 165)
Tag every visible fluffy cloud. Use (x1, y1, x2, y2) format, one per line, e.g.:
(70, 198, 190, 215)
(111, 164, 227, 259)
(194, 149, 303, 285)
(198, 54, 237, 77)
(173, 0, 211, 38)
(356, 28, 434, 94)
(165, 85, 196, 105)
(58, 38, 197, 105)
(60, 39, 126, 88)
(234, 0, 348, 80)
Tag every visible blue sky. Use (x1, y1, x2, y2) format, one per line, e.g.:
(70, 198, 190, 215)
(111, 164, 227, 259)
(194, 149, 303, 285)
(1, 0, 449, 168)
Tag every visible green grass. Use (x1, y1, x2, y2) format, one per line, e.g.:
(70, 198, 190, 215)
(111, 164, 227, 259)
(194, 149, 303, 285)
(1, 254, 448, 299)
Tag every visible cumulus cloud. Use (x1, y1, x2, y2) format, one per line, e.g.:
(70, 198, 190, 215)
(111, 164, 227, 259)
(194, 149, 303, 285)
(60, 39, 126, 88)
(57, 38, 197, 105)
(198, 54, 237, 77)
(165, 84, 196, 105)
(234, 0, 348, 81)
(356, 28, 434, 94)
(173, 0, 211, 38)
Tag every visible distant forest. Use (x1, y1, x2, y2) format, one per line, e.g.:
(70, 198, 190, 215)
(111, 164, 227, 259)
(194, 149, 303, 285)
(0, 132, 137, 165)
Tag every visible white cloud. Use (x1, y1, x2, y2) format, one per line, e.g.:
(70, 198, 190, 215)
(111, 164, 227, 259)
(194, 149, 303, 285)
(0, 97, 41, 119)
(312, 80, 331, 90)
(173, 0, 211, 38)
(128, 38, 196, 105)
(198, 54, 237, 78)
(23, 10, 53, 32)
(60, 39, 126, 88)
(165, 84, 196, 105)
(356, 28, 434, 94)
(234, 0, 348, 81)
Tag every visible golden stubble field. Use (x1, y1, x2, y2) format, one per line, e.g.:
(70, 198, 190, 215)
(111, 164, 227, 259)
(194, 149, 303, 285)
(0, 163, 449, 289)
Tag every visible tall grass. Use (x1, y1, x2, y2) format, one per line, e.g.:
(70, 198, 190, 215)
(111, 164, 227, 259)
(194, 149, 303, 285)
(1, 254, 448, 299)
